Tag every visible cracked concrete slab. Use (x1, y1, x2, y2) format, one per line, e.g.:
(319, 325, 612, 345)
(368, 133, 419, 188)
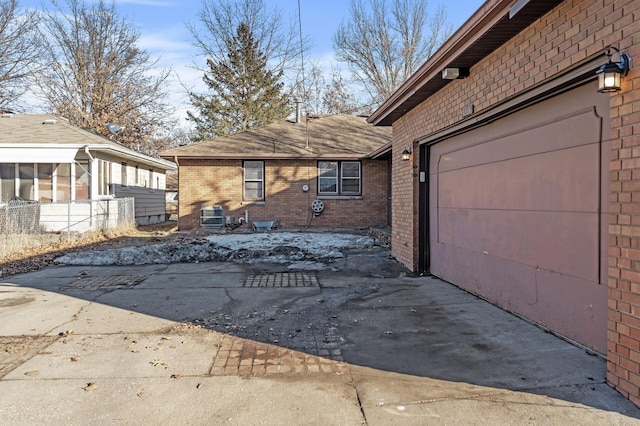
(0, 336, 58, 378)
(0, 376, 364, 426)
(158, 262, 246, 275)
(4, 329, 220, 380)
(350, 367, 634, 425)
(1, 243, 639, 424)
(0, 286, 91, 336)
(135, 272, 245, 289)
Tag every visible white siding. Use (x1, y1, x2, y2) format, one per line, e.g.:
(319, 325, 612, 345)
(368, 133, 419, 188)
(113, 185, 166, 225)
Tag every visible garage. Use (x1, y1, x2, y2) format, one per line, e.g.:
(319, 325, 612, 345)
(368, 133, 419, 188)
(426, 82, 610, 352)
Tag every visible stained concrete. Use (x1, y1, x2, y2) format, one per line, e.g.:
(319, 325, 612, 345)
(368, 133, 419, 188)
(1, 250, 639, 425)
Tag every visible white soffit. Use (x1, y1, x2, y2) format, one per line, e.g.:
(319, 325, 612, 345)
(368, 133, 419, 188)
(1, 147, 79, 163)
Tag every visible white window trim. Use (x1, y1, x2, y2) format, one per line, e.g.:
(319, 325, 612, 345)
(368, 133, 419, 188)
(318, 161, 339, 195)
(318, 161, 362, 196)
(243, 160, 265, 201)
(340, 161, 362, 195)
(121, 162, 128, 187)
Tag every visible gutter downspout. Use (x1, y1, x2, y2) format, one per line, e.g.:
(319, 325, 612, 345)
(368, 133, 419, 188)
(84, 145, 94, 162)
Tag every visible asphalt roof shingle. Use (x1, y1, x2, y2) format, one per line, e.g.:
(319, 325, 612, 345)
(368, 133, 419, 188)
(160, 114, 391, 159)
(0, 114, 115, 145)
(0, 113, 175, 169)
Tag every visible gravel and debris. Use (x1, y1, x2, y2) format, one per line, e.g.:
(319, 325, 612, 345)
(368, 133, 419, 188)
(1, 223, 393, 277)
(54, 232, 378, 268)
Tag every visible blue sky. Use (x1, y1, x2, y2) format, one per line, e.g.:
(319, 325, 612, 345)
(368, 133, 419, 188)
(19, 0, 485, 119)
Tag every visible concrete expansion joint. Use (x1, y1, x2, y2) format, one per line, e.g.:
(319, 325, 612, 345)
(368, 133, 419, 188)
(352, 384, 368, 425)
(524, 380, 607, 393)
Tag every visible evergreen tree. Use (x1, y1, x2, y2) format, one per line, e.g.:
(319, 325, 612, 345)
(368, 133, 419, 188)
(188, 22, 290, 140)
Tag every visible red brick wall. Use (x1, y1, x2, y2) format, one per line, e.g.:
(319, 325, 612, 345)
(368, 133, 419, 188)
(389, 0, 639, 405)
(178, 158, 389, 230)
(607, 0, 640, 404)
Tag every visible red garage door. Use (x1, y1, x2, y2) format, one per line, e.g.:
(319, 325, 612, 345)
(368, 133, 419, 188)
(428, 82, 610, 352)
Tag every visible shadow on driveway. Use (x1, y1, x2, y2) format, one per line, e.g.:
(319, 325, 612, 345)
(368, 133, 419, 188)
(2, 244, 640, 422)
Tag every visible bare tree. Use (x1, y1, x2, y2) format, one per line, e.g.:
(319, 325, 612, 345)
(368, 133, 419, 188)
(322, 67, 360, 115)
(187, 0, 310, 93)
(297, 62, 360, 116)
(0, 0, 44, 109)
(301, 61, 325, 115)
(35, 0, 174, 154)
(333, 0, 450, 105)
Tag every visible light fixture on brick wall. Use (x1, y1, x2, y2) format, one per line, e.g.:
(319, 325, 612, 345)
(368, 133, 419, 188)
(441, 67, 469, 80)
(597, 47, 631, 93)
(401, 147, 412, 161)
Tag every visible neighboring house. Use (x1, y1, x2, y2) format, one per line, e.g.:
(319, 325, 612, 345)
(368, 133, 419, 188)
(0, 113, 177, 228)
(368, 0, 640, 407)
(165, 170, 178, 218)
(159, 113, 391, 230)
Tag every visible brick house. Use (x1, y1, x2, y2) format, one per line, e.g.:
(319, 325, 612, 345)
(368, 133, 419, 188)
(368, 0, 640, 406)
(160, 114, 391, 230)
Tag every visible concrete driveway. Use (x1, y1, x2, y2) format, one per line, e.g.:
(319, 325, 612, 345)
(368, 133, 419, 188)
(1, 244, 639, 425)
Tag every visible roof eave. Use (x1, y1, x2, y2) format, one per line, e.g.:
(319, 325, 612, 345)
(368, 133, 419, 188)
(366, 141, 393, 159)
(86, 145, 177, 170)
(368, 0, 564, 126)
(159, 153, 371, 161)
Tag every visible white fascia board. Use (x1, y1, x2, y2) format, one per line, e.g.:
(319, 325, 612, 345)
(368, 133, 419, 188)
(0, 143, 177, 170)
(0, 146, 80, 163)
(81, 145, 177, 170)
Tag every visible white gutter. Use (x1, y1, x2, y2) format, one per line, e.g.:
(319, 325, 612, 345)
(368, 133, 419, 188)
(0, 143, 176, 170)
(83, 145, 94, 161)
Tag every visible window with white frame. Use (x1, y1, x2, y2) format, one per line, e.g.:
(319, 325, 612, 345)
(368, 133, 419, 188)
(318, 161, 361, 195)
(18, 164, 34, 199)
(75, 161, 90, 200)
(38, 164, 54, 202)
(56, 163, 71, 201)
(121, 162, 128, 187)
(98, 160, 111, 196)
(243, 161, 264, 201)
(0, 163, 16, 202)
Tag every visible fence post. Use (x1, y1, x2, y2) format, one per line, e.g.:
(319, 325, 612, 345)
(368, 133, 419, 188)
(67, 200, 71, 241)
(3, 202, 7, 250)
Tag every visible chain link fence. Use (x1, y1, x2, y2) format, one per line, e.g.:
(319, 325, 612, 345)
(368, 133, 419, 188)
(0, 198, 135, 260)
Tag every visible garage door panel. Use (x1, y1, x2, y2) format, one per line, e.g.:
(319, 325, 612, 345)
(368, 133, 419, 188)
(433, 107, 602, 174)
(436, 208, 598, 282)
(430, 242, 607, 348)
(438, 144, 599, 212)
(427, 82, 609, 352)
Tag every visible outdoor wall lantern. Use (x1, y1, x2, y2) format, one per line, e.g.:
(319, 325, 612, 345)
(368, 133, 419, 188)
(402, 147, 412, 161)
(597, 47, 631, 93)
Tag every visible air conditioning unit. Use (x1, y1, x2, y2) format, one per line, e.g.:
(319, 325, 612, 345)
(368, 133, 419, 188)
(200, 206, 224, 229)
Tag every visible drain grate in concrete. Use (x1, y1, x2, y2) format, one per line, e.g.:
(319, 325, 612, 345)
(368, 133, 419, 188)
(243, 272, 319, 288)
(0, 336, 59, 378)
(209, 335, 347, 376)
(63, 275, 148, 291)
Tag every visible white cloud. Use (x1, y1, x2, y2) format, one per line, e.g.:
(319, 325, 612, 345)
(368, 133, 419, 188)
(115, 0, 175, 6)
(138, 32, 193, 54)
